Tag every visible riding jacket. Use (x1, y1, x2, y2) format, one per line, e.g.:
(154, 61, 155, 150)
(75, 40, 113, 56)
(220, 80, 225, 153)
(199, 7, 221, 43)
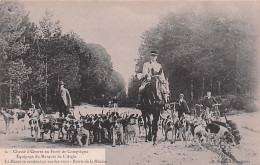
(142, 61, 165, 82)
(203, 96, 217, 108)
(58, 87, 72, 107)
(139, 61, 166, 93)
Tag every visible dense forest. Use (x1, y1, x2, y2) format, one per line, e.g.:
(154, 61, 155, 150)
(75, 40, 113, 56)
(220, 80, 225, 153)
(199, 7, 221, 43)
(0, 1, 126, 109)
(128, 11, 258, 109)
(0, 1, 258, 111)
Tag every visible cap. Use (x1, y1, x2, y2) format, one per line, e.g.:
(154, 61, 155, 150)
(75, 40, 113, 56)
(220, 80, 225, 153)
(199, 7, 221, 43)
(59, 81, 65, 85)
(150, 51, 158, 56)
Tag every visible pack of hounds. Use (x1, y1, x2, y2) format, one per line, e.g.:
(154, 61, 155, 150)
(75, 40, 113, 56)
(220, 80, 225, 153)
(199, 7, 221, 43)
(0, 104, 242, 151)
(161, 103, 242, 151)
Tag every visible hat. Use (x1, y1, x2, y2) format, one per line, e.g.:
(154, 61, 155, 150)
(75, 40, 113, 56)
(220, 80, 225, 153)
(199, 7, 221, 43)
(150, 51, 158, 56)
(59, 81, 65, 85)
(179, 93, 184, 97)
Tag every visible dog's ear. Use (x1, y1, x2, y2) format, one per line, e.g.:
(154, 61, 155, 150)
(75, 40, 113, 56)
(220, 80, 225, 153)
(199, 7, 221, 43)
(113, 115, 117, 121)
(116, 112, 120, 118)
(129, 114, 134, 119)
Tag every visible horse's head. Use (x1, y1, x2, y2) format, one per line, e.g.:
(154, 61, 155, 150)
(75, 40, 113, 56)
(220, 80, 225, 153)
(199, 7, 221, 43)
(163, 78, 170, 94)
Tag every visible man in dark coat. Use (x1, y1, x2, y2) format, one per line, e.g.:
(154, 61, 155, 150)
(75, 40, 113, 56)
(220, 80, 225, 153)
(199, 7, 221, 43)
(177, 94, 190, 119)
(57, 81, 72, 118)
(203, 91, 217, 110)
(112, 96, 118, 108)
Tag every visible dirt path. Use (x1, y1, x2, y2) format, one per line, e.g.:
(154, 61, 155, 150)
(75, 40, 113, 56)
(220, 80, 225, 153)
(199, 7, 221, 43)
(0, 105, 259, 165)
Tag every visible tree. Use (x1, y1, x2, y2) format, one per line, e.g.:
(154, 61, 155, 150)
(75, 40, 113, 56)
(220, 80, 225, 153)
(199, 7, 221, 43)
(0, 1, 30, 106)
(7, 60, 32, 97)
(127, 75, 141, 103)
(106, 70, 126, 97)
(135, 12, 258, 101)
(79, 43, 113, 102)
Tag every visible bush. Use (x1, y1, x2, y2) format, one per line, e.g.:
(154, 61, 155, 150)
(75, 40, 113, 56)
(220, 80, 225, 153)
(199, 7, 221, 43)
(192, 94, 256, 113)
(118, 98, 136, 107)
(230, 94, 250, 110)
(244, 100, 259, 113)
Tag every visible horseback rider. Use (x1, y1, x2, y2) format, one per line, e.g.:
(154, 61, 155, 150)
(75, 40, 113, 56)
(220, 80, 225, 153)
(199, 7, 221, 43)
(136, 51, 167, 109)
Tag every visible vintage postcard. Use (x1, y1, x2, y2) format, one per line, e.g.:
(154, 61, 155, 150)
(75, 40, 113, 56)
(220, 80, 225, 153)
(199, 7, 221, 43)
(0, 1, 259, 165)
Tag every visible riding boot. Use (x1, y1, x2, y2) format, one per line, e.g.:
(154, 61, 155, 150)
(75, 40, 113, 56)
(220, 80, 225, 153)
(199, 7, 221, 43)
(136, 94, 142, 109)
(138, 94, 141, 103)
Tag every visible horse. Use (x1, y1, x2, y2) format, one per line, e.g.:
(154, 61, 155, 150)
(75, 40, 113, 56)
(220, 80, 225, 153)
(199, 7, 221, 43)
(140, 75, 170, 145)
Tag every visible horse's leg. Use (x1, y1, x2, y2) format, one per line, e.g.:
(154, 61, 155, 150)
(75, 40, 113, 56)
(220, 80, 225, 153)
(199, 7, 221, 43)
(112, 129, 116, 147)
(171, 128, 175, 144)
(147, 114, 152, 141)
(5, 119, 9, 132)
(142, 114, 148, 142)
(165, 130, 168, 140)
(152, 110, 160, 145)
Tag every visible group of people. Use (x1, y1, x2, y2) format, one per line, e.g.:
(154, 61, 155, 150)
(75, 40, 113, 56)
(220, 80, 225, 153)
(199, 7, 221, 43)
(45, 50, 217, 119)
(108, 96, 118, 108)
(136, 50, 218, 119)
(175, 91, 218, 119)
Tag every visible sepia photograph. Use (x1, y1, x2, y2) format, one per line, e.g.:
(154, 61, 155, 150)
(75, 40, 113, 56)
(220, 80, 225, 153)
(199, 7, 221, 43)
(0, 0, 260, 164)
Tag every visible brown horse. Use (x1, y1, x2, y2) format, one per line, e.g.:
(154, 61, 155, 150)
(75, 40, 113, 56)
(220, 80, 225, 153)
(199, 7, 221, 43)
(140, 76, 169, 145)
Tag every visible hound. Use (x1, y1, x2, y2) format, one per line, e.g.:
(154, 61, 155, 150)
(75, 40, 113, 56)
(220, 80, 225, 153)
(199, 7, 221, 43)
(76, 120, 90, 147)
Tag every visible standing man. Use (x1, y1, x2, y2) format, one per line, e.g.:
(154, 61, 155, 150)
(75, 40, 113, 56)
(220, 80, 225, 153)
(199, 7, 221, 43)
(202, 91, 217, 122)
(136, 50, 166, 108)
(15, 95, 22, 109)
(112, 96, 118, 109)
(57, 81, 72, 118)
(203, 91, 217, 110)
(177, 94, 190, 119)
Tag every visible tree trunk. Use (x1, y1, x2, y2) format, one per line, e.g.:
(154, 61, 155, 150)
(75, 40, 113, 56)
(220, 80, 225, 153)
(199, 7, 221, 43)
(191, 80, 193, 101)
(218, 81, 221, 96)
(9, 80, 12, 106)
(45, 54, 48, 110)
(202, 78, 205, 98)
(210, 79, 213, 92)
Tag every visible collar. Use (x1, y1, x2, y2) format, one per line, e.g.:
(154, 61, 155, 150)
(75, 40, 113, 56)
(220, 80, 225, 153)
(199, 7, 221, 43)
(149, 61, 157, 64)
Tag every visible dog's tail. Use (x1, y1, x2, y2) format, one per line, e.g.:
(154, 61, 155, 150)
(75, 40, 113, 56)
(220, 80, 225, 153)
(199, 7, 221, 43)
(79, 110, 84, 120)
(224, 113, 228, 123)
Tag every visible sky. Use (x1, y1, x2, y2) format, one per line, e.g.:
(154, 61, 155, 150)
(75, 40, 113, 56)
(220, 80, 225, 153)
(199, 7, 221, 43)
(21, 1, 260, 88)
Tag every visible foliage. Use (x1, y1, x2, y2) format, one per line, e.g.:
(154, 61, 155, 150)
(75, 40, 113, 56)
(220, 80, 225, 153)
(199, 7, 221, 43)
(0, 1, 30, 104)
(0, 2, 126, 108)
(129, 12, 258, 103)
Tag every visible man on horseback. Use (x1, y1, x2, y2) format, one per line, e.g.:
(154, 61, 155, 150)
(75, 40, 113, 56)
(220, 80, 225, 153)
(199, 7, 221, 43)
(136, 51, 168, 109)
